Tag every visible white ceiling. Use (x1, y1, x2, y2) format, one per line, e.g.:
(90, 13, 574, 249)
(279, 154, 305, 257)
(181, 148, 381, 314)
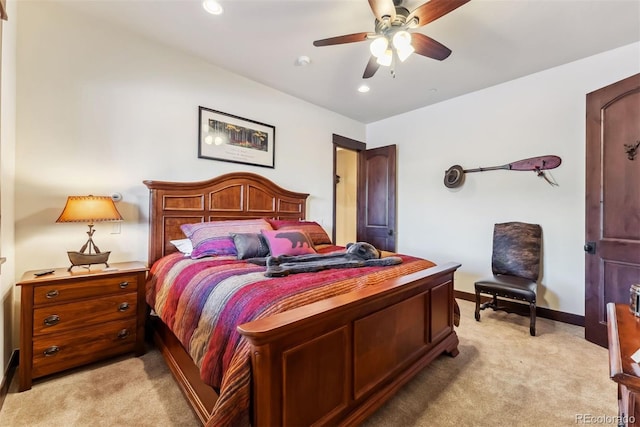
(59, 0, 640, 123)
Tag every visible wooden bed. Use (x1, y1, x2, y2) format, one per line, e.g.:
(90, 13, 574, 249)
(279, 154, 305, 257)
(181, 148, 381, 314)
(143, 171, 461, 426)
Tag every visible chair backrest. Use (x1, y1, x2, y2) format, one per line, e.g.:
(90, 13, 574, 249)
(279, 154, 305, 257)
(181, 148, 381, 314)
(491, 222, 542, 281)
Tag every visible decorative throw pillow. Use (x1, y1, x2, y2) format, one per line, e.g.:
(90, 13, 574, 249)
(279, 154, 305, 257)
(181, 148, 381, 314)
(261, 229, 316, 257)
(181, 219, 272, 259)
(169, 238, 193, 256)
(231, 233, 270, 260)
(266, 219, 332, 246)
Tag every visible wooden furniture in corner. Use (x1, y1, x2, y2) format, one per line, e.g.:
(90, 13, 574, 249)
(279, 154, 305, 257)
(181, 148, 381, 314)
(0, 0, 7, 20)
(144, 172, 461, 426)
(17, 261, 148, 391)
(607, 303, 640, 426)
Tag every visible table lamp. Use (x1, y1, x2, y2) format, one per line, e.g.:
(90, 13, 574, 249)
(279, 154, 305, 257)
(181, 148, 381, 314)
(56, 195, 123, 271)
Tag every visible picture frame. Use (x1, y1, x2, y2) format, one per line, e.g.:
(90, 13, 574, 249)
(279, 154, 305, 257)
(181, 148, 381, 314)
(198, 106, 275, 168)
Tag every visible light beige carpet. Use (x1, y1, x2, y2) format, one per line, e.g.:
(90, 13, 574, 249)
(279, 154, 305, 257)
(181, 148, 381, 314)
(0, 300, 616, 426)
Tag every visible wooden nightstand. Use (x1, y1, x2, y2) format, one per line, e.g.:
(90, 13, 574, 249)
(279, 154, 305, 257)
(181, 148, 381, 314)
(607, 303, 640, 426)
(16, 261, 148, 391)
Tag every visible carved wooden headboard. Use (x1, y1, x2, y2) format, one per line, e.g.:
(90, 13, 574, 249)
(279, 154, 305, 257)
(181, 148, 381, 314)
(143, 172, 309, 265)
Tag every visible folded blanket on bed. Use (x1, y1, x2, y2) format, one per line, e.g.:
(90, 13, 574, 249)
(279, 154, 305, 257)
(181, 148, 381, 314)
(254, 242, 403, 277)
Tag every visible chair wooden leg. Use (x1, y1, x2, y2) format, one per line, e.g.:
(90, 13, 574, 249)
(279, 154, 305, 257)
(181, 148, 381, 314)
(529, 302, 536, 336)
(474, 289, 481, 321)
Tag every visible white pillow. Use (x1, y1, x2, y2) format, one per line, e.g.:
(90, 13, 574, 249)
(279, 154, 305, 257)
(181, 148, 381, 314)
(170, 238, 193, 256)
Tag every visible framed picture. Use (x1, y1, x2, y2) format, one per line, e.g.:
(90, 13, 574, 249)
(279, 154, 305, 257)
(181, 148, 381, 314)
(198, 106, 275, 168)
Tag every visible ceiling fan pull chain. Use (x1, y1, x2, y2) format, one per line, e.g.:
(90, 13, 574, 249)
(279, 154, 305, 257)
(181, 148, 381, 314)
(390, 54, 397, 78)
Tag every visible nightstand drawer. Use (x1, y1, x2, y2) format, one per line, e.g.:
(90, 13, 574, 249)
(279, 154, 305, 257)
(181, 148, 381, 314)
(32, 318, 137, 379)
(33, 292, 137, 336)
(33, 274, 138, 306)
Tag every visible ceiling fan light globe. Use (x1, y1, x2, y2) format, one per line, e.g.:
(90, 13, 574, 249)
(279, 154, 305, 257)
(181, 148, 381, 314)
(397, 45, 415, 62)
(392, 31, 412, 49)
(202, 0, 223, 15)
(376, 49, 393, 66)
(369, 37, 389, 58)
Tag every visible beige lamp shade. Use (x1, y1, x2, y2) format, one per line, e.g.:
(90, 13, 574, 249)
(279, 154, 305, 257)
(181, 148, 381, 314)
(56, 196, 123, 224)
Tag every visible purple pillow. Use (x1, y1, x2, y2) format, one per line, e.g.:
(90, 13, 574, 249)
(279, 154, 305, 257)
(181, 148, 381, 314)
(261, 229, 316, 257)
(188, 236, 237, 259)
(180, 219, 272, 259)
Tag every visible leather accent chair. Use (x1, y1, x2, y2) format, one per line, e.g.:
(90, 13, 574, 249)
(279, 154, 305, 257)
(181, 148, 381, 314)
(474, 222, 542, 336)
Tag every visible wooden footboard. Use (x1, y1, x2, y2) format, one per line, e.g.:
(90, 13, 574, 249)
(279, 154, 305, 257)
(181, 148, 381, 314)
(238, 262, 460, 426)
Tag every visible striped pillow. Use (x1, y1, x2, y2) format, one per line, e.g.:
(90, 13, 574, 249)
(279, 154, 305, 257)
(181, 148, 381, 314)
(266, 219, 332, 246)
(181, 219, 272, 259)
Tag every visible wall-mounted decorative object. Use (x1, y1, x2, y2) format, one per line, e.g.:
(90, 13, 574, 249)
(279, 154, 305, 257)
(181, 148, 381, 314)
(444, 155, 562, 188)
(198, 106, 275, 168)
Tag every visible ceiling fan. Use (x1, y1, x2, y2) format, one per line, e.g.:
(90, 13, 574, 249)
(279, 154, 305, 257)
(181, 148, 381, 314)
(313, 0, 471, 79)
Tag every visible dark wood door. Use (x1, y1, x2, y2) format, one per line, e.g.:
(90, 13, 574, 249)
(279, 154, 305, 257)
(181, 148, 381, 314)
(585, 73, 640, 347)
(357, 145, 396, 252)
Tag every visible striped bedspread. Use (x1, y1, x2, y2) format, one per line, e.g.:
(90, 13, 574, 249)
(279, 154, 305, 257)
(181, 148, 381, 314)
(146, 246, 435, 426)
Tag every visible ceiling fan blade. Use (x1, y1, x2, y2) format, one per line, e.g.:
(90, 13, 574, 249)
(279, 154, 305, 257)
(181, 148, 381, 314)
(363, 56, 380, 79)
(412, 33, 452, 60)
(368, 0, 396, 21)
(408, 0, 470, 28)
(313, 32, 370, 47)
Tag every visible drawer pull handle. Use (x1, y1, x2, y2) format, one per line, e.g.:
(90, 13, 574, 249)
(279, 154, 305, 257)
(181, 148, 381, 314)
(46, 290, 59, 299)
(44, 346, 60, 357)
(118, 302, 130, 312)
(43, 315, 60, 326)
(119, 281, 129, 289)
(117, 329, 130, 339)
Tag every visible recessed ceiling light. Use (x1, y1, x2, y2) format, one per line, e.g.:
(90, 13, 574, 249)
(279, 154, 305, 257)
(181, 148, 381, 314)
(294, 56, 311, 66)
(202, 0, 223, 15)
(358, 85, 370, 93)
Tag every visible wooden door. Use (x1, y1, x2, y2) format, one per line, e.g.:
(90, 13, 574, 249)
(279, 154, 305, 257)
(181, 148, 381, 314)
(357, 145, 396, 252)
(585, 73, 640, 347)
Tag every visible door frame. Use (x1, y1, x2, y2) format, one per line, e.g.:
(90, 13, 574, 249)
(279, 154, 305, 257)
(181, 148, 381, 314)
(332, 134, 366, 245)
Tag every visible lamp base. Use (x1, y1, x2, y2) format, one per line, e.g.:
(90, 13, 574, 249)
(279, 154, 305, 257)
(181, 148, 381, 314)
(67, 251, 111, 272)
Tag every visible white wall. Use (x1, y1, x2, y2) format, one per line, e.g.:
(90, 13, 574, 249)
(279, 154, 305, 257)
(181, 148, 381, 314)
(367, 42, 640, 316)
(15, 1, 364, 285)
